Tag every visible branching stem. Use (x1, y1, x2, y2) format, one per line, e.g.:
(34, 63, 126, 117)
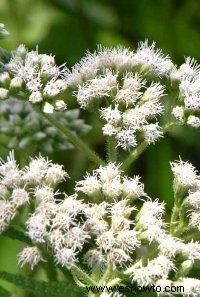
(42, 113, 104, 166)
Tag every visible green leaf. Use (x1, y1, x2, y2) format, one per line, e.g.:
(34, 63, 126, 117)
(0, 271, 83, 297)
(0, 285, 10, 297)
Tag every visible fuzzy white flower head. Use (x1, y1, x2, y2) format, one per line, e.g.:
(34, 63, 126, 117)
(136, 214, 165, 243)
(11, 188, 29, 207)
(179, 57, 200, 79)
(143, 123, 163, 144)
(101, 105, 121, 125)
(132, 40, 173, 76)
(51, 211, 74, 231)
(110, 200, 135, 218)
(23, 156, 49, 184)
(36, 201, 57, 219)
(0, 185, 8, 197)
(102, 123, 119, 136)
(172, 106, 185, 121)
(0, 201, 16, 232)
(0, 151, 22, 187)
(158, 234, 183, 257)
(85, 217, 108, 236)
(123, 108, 147, 130)
(65, 226, 90, 250)
(65, 51, 99, 86)
(111, 216, 132, 232)
(84, 249, 106, 269)
(34, 186, 56, 202)
(171, 159, 198, 188)
(122, 176, 146, 199)
(40, 54, 55, 66)
(96, 230, 116, 252)
(43, 79, 67, 98)
(140, 100, 164, 118)
(115, 72, 145, 106)
(75, 71, 117, 108)
(141, 200, 165, 218)
(117, 230, 140, 253)
(187, 191, 200, 209)
(189, 210, 200, 230)
(18, 247, 43, 270)
(108, 248, 131, 267)
(75, 174, 101, 196)
(128, 255, 175, 286)
(26, 213, 49, 243)
(48, 228, 66, 251)
(84, 202, 108, 219)
(46, 163, 68, 184)
(180, 75, 200, 110)
(116, 129, 137, 150)
(59, 194, 84, 217)
(187, 115, 200, 128)
(102, 177, 122, 199)
(95, 163, 121, 182)
(143, 82, 165, 102)
(99, 45, 135, 70)
(54, 248, 77, 269)
(181, 241, 200, 262)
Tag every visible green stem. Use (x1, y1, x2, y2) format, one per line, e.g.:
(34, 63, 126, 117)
(121, 122, 182, 172)
(182, 231, 200, 242)
(121, 141, 148, 171)
(42, 113, 104, 166)
(107, 137, 117, 163)
(2, 227, 32, 245)
(71, 265, 97, 286)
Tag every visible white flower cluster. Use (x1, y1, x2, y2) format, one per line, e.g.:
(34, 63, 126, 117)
(68, 42, 200, 143)
(66, 41, 173, 87)
(1, 152, 200, 295)
(75, 163, 146, 199)
(0, 45, 68, 113)
(0, 151, 67, 269)
(0, 41, 199, 152)
(126, 198, 200, 289)
(72, 63, 166, 150)
(101, 78, 164, 149)
(171, 159, 199, 189)
(171, 159, 200, 231)
(84, 199, 140, 269)
(171, 57, 200, 128)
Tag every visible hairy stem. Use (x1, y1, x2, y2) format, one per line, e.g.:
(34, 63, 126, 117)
(107, 137, 117, 163)
(42, 113, 104, 166)
(121, 141, 148, 171)
(121, 122, 182, 171)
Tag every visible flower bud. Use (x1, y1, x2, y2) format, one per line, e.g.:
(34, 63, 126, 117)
(43, 102, 54, 113)
(29, 91, 43, 103)
(0, 72, 10, 86)
(10, 76, 23, 91)
(0, 87, 9, 99)
(0, 23, 10, 39)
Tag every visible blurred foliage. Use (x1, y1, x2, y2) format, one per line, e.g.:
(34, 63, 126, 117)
(0, 0, 200, 295)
